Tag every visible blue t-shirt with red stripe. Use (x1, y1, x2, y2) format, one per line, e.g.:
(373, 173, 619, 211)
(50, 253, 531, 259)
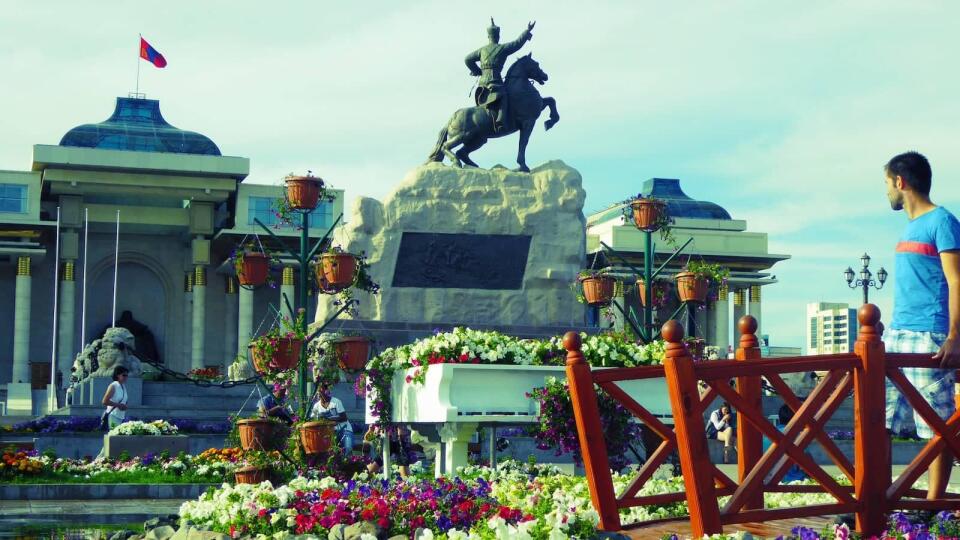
(891, 206, 960, 333)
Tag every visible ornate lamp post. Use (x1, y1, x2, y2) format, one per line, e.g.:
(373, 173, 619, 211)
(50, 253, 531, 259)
(844, 253, 887, 305)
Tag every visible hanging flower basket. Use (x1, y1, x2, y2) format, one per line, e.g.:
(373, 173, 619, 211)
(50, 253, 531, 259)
(237, 418, 276, 451)
(237, 252, 269, 287)
(320, 252, 358, 289)
(581, 276, 616, 306)
(333, 336, 371, 371)
(630, 198, 667, 231)
(234, 465, 269, 484)
(636, 279, 669, 308)
(250, 337, 303, 373)
(675, 271, 709, 303)
(285, 175, 322, 211)
(299, 420, 335, 455)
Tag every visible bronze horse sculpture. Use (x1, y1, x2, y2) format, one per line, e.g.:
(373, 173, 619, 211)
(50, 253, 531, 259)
(427, 54, 559, 172)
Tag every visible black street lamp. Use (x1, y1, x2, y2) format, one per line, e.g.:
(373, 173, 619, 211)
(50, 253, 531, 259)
(844, 252, 887, 305)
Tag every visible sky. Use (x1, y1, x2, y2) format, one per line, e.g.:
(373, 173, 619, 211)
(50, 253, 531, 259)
(2, 1, 959, 349)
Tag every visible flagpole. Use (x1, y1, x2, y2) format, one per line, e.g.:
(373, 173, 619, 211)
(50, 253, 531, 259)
(80, 208, 88, 347)
(49, 207, 61, 403)
(111, 209, 120, 327)
(136, 34, 141, 96)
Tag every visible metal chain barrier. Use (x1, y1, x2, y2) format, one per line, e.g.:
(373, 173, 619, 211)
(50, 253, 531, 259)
(140, 358, 262, 388)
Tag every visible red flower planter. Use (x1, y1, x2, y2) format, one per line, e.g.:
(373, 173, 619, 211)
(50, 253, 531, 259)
(300, 421, 335, 455)
(250, 337, 303, 373)
(285, 176, 321, 211)
(237, 419, 276, 451)
(234, 465, 269, 484)
(333, 336, 371, 371)
(581, 276, 616, 306)
(630, 199, 667, 231)
(237, 252, 269, 287)
(320, 252, 358, 289)
(675, 272, 709, 303)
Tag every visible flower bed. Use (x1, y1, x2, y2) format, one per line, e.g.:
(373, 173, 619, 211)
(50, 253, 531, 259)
(108, 420, 179, 436)
(361, 328, 666, 428)
(4, 416, 229, 434)
(663, 511, 960, 539)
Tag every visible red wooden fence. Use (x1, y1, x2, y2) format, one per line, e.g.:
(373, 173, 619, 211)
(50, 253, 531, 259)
(565, 304, 960, 537)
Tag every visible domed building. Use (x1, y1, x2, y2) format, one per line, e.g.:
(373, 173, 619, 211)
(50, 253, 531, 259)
(0, 96, 342, 415)
(586, 178, 789, 357)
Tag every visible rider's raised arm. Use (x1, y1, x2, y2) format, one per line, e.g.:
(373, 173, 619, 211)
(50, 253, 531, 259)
(501, 28, 532, 55)
(464, 49, 482, 77)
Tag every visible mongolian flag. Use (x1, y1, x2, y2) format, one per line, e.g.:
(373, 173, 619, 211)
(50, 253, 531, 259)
(139, 37, 167, 68)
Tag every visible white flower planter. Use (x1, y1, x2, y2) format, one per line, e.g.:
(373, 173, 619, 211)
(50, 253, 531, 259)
(366, 363, 670, 477)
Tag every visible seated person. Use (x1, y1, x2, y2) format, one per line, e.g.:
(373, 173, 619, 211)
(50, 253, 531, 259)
(310, 384, 354, 454)
(707, 402, 737, 463)
(257, 385, 293, 425)
(362, 424, 411, 479)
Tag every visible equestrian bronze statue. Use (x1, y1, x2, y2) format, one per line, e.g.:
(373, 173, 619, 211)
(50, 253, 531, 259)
(427, 19, 559, 172)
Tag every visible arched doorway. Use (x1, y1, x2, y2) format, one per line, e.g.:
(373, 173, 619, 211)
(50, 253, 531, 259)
(88, 261, 168, 365)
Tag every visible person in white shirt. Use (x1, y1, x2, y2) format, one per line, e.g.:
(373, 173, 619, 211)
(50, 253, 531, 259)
(101, 366, 130, 429)
(707, 402, 736, 463)
(310, 384, 353, 454)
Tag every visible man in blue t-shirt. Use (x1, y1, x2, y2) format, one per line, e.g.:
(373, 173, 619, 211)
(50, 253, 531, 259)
(883, 151, 960, 500)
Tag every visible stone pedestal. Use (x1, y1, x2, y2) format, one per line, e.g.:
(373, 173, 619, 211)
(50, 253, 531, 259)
(316, 161, 587, 327)
(4, 383, 32, 415)
(86, 376, 142, 407)
(103, 434, 189, 459)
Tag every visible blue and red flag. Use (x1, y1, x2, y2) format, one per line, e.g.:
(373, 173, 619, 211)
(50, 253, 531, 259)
(139, 37, 167, 68)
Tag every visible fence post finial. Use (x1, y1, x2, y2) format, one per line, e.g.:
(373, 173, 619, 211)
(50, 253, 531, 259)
(738, 315, 759, 349)
(564, 331, 585, 366)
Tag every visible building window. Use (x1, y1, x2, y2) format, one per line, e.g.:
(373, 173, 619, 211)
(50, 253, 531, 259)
(247, 197, 333, 229)
(0, 184, 27, 213)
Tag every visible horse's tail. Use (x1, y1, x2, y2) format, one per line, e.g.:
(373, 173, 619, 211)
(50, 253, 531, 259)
(426, 126, 448, 163)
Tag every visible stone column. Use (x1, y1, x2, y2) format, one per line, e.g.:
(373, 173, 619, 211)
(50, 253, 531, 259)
(280, 266, 295, 320)
(183, 272, 193, 372)
(223, 277, 238, 370)
(191, 266, 206, 370)
(732, 288, 746, 349)
(12, 256, 32, 384)
(437, 422, 479, 477)
(749, 285, 763, 344)
(711, 285, 730, 358)
(238, 283, 254, 363)
(57, 261, 77, 388)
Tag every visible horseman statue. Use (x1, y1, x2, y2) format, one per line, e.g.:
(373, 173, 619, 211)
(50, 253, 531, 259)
(427, 19, 559, 172)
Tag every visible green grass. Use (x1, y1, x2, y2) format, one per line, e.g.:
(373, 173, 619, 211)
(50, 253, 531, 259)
(1, 469, 227, 484)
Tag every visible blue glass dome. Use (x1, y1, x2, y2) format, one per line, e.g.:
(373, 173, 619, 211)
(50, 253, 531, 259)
(59, 97, 221, 155)
(642, 178, 731, 220)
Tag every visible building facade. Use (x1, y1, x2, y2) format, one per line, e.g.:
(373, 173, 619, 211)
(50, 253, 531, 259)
(806, 302, 858, 355)
(586, 178, 790, 355)
(0, 96, 342, 413)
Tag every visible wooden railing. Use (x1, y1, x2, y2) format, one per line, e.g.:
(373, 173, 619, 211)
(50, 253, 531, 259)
(565, 304, 960, 537)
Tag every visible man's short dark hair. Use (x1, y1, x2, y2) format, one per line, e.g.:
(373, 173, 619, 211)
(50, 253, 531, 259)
(885, 151, 932, 195)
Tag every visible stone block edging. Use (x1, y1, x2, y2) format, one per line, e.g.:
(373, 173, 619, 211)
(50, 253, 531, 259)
(0, 483, 216, 500)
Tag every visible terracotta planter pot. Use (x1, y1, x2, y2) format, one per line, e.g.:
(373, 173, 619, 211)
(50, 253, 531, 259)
(237, 252, 269, 287)
(581, 276, 616, 306)
(320, 252, 358, 289)
(234, 465, 269, 484)
(675, 272, 709, 303)
(250, 337, 303, 373)
(299, 421, 335, 455)
(630, 199, 667, 231)
(285, 176, 321, 211)
(237, 418, 276, 451)
(333, 336, 371, 371)
(636, 279, 669, 308)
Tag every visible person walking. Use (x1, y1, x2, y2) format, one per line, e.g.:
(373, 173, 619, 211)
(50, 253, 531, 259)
(883, 151, 960, 500)
(101, 366, 130, 430)
(311, 384, 354, 454)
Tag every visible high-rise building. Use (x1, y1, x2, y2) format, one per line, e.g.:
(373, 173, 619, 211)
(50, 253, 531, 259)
(806, 302, 858, 354)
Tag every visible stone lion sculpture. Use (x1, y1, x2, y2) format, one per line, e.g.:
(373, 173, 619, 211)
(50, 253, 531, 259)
(70, 327, 143, 382)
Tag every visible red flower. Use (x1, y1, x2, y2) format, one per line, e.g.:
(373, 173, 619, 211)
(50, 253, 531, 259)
(360, 508, 374, 521)
(405, 375, 412, 383)
(258, 508, 268, 519)
(377, 517, 389, 528)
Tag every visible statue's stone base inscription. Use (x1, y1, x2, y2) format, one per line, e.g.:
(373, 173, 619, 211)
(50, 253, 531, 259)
(392, 232, 531, 289)
(315, 160, 587, 327)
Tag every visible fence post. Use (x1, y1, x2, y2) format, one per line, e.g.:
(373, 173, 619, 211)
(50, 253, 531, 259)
(853, 304, 889, 535)
(564, 331, 620, 530)
(735, 315, 764, 510)
(663, 320, 722, 537)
